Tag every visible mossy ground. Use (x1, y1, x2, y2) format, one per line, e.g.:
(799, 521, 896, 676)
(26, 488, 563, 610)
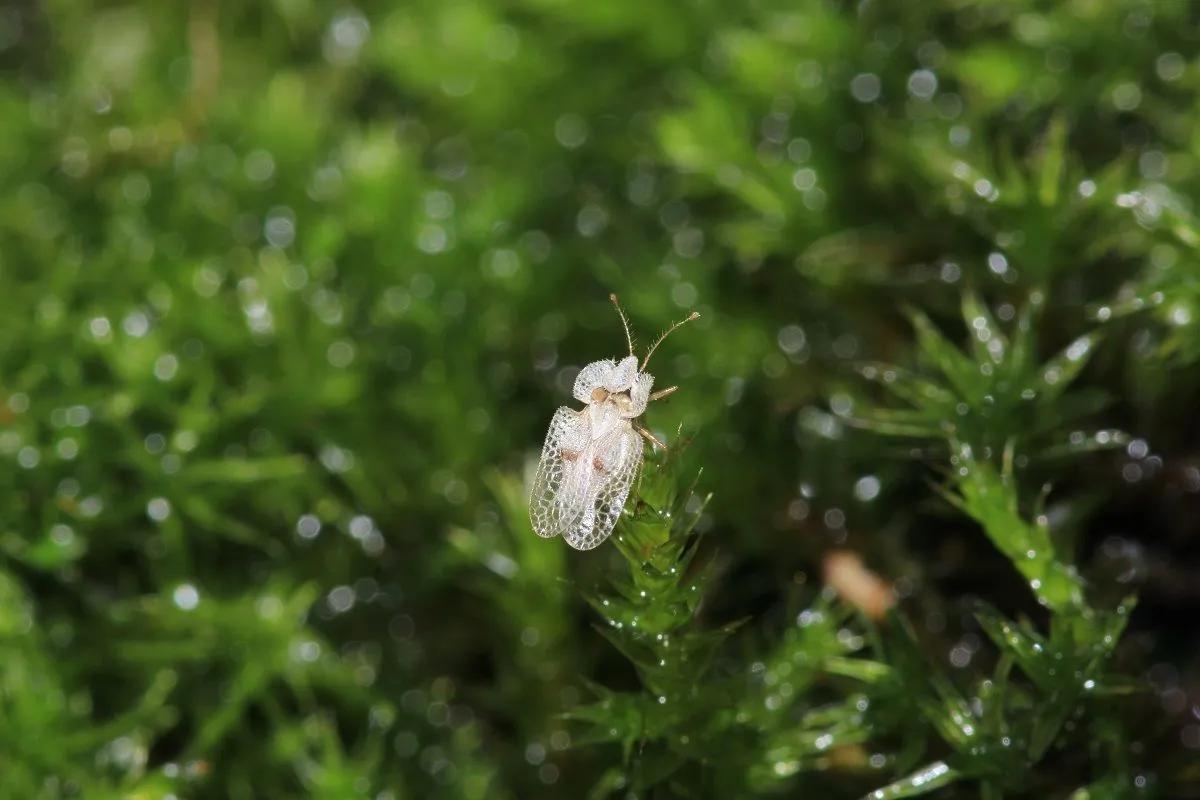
(1, 2, 1198, 798)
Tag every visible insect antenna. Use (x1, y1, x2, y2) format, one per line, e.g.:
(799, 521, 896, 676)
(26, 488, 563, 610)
(609, 293, 636, 357)
(640, 310, 700, 370)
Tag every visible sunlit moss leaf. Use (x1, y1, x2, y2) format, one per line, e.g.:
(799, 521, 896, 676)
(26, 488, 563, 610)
(978, 653, 1015, 737)
(916, 693, 976, 752)
(1066, 775, 1148, 800)
(961, 291, 1008, 366)
(175, 494, 288, 557)
(247, 72, 328, 168)
(952, 41, 1043, 110)
(656, 82, 787, 220)
(719, 30, 797, 96)
(1035, 114, 1070, 208)
(856, 362, 957, 408)
(970, 598, 1140, 763)
(587, 768, 629, 800)
(939, 441, 1086, 612)
(655, 87, 738, 168)
(61, 669, 178, 753)
(994, 136, 1030, 208)
(1036, 332, 1101, 402)
(799, 227, 913, 288)
(742, 603, 858, 727)
(768, 713, 875, 763)
(903, 136, 998, 202)
(1045, 385, 1118, 421)
(8, 527, 88, 570)
(1088, 674, 1148, 696)
(905, 307, 982, 402)
(581, 587, 691, 634)
(566, 689, 646, 750)
(974, 601, 1051, 685)
(860, 760, 959, 800)
(844, 406, 943, 438)
(822, 656, 893, 685)
(1097, 595, 1137, 650)
(717, 217, 790, 259)
(180, 455, 309, 484)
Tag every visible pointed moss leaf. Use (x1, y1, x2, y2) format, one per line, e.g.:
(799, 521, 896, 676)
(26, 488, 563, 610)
(845, 407, 944, 438)
(877, 613, 942, 700)
(861, 760, 959, 800)
(905, 307, 982, 402)
(1037, 332, 1100, 402)
(629, 745, 689, 792)
(576, 675, 616, 702)
(18, 529, 88, 571)
(1036, 114, 1069, 208)
(181, 455, 309, 484)
(823, 656, 894, 685)
(995, 136, 1029, 205)
(592, 622, 660, 673)
(1098, 595, 1137, 650)
(588, 768, 629, 800)
(1066, 776, 1143, 800)
(857, 362, 957, 408)
(797, 695, 872, 730)
(652, 620, 748, 692)
(974, 602, 1052, 686)
(979, 653, 1015, 735)
(1008, 302, 1037, 377)
(567, 690, 645, 748)
(583, 588, 692, 633)
(1039, 428, 1129, 459)
(776, 715, 875, 757)
(1028, 690, 1077, 761)
(961, 292, 1009, 366)
(800, 227, 910, 287)
(918, 695, 976, 751)
(1089, 673, 1148, 696)
(941, 445, 1085, 612)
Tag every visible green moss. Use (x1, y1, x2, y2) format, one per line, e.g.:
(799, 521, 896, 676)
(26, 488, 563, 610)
(0, 1, 1195, 797)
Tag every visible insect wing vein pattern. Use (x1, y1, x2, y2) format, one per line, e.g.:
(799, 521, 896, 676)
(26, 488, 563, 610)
(530, 406, 589, 539)
(564, 425, 642, 551)
(530, 295, 698, 550)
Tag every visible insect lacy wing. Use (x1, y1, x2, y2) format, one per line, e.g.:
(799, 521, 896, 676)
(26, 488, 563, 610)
(573, 360, 616, 404)
(563, 426, 644, 551)
(627, 371, 653, 417)
(530, 407, 590, 538)
(606, 355, 638, 392)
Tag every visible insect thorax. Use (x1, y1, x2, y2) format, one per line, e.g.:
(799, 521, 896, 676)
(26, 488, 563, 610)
(590, 387, 638, 416)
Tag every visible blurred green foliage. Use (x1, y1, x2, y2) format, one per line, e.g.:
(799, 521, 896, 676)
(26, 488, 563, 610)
(2, 0, 1200, 797)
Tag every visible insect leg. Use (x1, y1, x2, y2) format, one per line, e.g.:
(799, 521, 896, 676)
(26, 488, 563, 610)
(648, 385, 677, 402)
(635, 424, 668, 451)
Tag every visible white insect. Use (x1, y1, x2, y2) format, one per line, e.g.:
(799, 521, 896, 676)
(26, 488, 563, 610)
(530, 294, 699, 550)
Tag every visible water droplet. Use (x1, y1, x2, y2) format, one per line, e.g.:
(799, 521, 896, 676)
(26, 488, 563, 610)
(147, 497, 171, 521)
(1065, 336, 1091, 362)
(173, 583, 199, 610)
